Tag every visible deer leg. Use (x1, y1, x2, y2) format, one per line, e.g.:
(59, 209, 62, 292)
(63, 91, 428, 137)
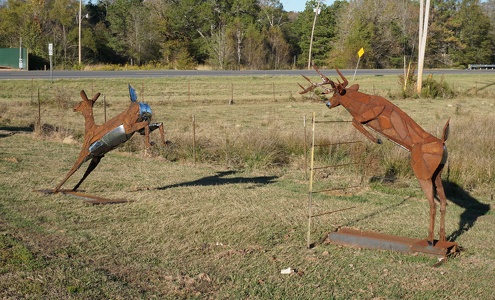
(72, 156, 102, 192)
(125, 120, 152, 151)
(127, 121, 151, 147)
(54, 151, 90, 192)
(434, 168, 447, 242)
(418, 178, 436, 246)
(352, 119, 382, 144)
(127, 121, 149, 134)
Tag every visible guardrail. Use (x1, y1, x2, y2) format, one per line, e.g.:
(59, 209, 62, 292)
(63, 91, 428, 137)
(467, 64, 495, 70)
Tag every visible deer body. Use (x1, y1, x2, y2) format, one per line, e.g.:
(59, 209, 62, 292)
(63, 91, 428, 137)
(54, 87, 165, 192)
(82, 101, 150, 156)
(300, 66, 450, 245)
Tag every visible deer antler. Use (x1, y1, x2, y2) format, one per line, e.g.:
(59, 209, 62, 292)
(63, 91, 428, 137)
(335, 68, 348, 90)
(299, 65, 351, 96)
(298, 64, 338, 95)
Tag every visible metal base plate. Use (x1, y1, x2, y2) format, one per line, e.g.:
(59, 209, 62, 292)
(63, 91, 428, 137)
(35, 189, 129, 205)
(328, 227, 459, 258)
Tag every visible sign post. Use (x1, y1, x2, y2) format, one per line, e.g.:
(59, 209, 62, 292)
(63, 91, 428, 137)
(353, 47, 365, 81)
(48, 43, 53, 82)
(19, 37, 23, 69)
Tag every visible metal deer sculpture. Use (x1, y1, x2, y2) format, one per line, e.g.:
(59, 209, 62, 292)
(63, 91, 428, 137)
(54, 85, 165, 192)
(299, 65, 450, 245)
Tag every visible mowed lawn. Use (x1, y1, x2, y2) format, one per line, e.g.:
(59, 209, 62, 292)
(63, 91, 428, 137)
(1, 73, 494, 299)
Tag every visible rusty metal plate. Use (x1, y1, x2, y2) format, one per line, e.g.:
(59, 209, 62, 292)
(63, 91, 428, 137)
(328, 227, 459, 258)
(34, 189, 129, 205)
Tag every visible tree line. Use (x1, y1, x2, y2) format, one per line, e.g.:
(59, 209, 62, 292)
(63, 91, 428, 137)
(1, 0, 494, 70)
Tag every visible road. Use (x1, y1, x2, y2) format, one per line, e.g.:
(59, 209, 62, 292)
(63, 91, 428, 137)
(0, 68, 490, 80)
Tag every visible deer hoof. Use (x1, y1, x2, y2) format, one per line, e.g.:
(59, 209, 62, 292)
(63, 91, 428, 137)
(377, 138, 383, 144)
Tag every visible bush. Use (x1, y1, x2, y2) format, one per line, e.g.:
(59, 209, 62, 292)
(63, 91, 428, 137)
(421, 74, 456, 99)
(398, 70, 456, 99)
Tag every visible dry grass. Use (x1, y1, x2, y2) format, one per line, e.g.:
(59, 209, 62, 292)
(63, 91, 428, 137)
(1, 73, 495, 298)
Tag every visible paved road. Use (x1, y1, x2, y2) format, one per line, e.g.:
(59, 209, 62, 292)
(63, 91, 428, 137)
(0, 68, 490, 80)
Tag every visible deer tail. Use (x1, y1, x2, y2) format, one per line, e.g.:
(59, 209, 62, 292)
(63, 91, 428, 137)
(442, 118, 450, 143)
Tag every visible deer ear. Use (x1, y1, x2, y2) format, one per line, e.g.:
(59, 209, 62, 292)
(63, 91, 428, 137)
(80, 90, 89, 101)
(348, 84, 359, 91)
(91, 93, 101, 103)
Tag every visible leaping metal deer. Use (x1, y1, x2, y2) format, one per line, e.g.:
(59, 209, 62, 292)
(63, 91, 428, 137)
(300, 65, 450, 246)
(54, 85, 166, 192)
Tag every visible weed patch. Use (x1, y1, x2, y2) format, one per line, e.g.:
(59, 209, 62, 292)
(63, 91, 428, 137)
(0, 234, 42, 273)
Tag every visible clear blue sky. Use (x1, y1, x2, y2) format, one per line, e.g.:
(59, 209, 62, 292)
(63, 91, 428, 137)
(280, 1, 335, 12)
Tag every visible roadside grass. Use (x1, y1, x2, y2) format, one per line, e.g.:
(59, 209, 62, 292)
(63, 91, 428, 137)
(1, 72, 494, 298)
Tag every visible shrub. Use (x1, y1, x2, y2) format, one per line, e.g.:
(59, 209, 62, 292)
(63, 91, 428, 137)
(398, 71, 456, 99)
(421, 74, 456, 98)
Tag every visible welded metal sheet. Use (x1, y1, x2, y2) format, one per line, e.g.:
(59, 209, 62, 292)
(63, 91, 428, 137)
(328, 227, 459, 258)
(35, 189, 129, 205)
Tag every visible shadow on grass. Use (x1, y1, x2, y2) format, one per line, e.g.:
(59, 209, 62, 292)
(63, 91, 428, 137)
(342, 196, 409, 228)
(340, 181, 490, 242)
(0, 123, 66, 138)
(156, 170, 278, 190)
(445, 180, 491, 242)
(0, 125, 34, 138)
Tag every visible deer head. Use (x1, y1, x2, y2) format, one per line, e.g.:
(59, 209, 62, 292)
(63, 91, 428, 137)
(73, 90, 100, 113)
(299, 64, 356, 109)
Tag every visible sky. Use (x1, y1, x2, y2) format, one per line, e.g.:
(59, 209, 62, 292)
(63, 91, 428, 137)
(280, 1, 335, 12)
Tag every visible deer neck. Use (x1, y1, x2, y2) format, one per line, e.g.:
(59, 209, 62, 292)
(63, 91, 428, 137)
(339, 91, 371, 114)
(81, 107, 96, 132)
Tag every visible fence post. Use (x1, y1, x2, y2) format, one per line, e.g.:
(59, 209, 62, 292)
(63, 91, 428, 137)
(103, 95, 107, 123)
(142, 82, 145, 102)
(273, 82, 275, 102)
(307, 112, 316, 248)
(37, 88, 41, 133)
(304, 115, 307, 180)
(192, 114, 196, 164)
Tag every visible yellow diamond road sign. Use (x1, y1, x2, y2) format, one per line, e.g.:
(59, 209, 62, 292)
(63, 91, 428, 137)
(358, 47, 364, 58)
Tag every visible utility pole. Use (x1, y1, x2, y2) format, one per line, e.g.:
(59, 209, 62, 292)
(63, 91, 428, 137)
(308, 1, 321, 70)
(78, 0, 82, 65)
(417, 0, 430, 94)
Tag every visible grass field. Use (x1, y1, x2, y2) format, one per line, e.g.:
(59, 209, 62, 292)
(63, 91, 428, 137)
(1, 71, 494, 299)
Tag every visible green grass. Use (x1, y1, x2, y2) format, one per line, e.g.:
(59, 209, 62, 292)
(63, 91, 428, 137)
(1, 73, 494, 298)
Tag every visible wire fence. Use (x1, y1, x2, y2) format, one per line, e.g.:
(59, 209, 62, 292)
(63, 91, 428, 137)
(13, 76, 316, 109)
(26, 81, 328, 171)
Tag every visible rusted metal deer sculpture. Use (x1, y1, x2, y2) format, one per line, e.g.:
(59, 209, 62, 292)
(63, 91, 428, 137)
(54, 85, 165, 192)
(299, 65, 450, 246)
